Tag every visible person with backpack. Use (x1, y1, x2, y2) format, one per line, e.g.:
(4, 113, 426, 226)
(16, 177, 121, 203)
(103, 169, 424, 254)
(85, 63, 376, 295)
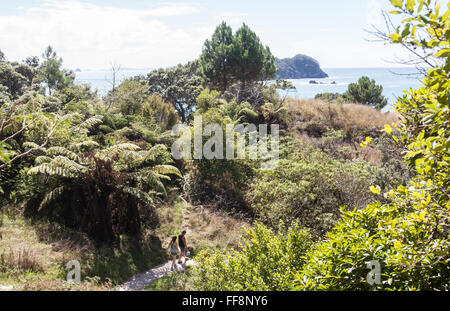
(168, 236, 180, 270)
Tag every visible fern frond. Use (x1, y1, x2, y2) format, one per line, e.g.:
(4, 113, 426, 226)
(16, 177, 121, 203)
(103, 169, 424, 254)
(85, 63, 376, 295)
(98, 125, 114, 133)
(51, 156, 86, 172)
(70, 140, 99, 152)
(23, 142, 42, 150)
(28, 163, 78, 178)
(96, 143, 141, 161)
(119, 185, 154, 206)
(46, 146, 80, 161)
(78, 115, 103, 130)
(35, 155, 52, 165)
(152, 165, 182, 178)
(28, 156, 86, 178)
(38, 186, 66, 212)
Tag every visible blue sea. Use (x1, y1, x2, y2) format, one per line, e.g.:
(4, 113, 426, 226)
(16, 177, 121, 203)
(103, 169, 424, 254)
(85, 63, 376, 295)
(74, 68, 151, 95)
(74, 67, 423, 111)
(287, 67, 423, 111)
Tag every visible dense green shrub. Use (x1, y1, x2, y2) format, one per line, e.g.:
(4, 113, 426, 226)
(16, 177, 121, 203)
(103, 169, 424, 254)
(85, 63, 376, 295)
(187, 100, 260, 212)
(344, 76, 388, 110)
(194, 222, 311, 291)
(245, 141, 380, 235)
(315, 92, 347, 104)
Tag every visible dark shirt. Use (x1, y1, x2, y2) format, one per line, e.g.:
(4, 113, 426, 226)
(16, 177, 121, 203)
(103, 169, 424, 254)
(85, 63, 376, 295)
(178, 235, 186, 248)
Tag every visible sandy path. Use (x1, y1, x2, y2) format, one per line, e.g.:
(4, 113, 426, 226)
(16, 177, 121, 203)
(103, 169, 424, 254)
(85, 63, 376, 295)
(116, 260, 196, 291)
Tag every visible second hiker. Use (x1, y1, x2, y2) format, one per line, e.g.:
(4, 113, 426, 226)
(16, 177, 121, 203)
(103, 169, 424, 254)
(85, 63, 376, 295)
(178, 230, 188, 264)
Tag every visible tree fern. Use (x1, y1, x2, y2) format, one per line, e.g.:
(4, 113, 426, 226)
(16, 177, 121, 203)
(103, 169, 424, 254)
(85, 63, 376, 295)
(78, 115, 103, 130)
(95, 143, 140, 161)
(118, 185, 154, 207)
(70, 140, 99, 152)
(152, 165, 182, 178)
(28, 163, 78, 178)
(34, 155, 52, 165)
(120, 144, 168, 169)
(46, 146, 80, 161)
(38, 185, 67, 212)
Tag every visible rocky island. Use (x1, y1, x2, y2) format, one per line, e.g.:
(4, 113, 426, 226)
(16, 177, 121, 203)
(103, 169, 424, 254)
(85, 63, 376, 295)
(276, 54, 328, 79)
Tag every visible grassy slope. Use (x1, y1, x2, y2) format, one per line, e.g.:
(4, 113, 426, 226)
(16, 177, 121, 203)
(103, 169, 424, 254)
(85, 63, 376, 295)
(0, 200, 248, 290)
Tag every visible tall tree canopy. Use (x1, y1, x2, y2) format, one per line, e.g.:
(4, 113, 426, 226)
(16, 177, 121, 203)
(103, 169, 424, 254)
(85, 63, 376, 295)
(39, 46, 74, 95)
(199, 23, 277, 92)
(146, 61, 203, 123)
(230, 24, 277, 87)
(199, 22, 234, 92)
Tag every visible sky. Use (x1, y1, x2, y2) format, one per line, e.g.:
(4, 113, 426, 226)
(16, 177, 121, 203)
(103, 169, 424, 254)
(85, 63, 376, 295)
(0, 0, 418, 70)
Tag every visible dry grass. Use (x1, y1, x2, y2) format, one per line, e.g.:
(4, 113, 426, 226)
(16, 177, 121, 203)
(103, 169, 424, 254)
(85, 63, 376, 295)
(287, 98, 399, 135)
(283, 98, 400, 167)
(0, 216, 64, 270)
(154, 200, 250, 254)
(0, 248, 42, 272)
(0, 213, 109, 290)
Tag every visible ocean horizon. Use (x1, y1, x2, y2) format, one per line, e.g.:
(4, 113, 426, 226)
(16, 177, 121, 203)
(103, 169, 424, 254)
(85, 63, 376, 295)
(74, 67, 423, 111)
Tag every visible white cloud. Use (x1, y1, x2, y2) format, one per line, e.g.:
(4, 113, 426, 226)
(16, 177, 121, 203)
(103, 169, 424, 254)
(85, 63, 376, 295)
(215, 12, 248, 28)
(0, 0, 208, 69)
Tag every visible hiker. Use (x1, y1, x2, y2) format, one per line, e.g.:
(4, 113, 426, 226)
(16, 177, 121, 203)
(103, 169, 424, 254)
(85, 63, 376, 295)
(178, 230, 187, 264)
(168, 236, 180, 270)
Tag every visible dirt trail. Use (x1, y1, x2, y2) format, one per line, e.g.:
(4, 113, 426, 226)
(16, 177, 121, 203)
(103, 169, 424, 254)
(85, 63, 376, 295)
(116, 260, 196, 291)
(117, 202, 197, 291)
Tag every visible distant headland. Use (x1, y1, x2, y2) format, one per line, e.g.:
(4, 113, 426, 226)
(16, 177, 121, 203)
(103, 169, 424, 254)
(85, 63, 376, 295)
(276, 54, 328, 79)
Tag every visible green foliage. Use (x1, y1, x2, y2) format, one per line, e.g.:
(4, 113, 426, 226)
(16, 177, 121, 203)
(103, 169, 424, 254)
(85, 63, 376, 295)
(245, 140, 380, 236)
(141, 94, 178, 131)
(199, 23, 276, 95)
(104, 79, 147, 115)
(195, 88, 225, 113)
(199, 22, 234, 92)
(344, 76, 388, 110)
(57, 83, 98, 108)
(0, 142, 16, 163)
(295, 1, 449, 291)
(314, 92, 347, 104)
(194, 222, 311, 291)
(146, 61, 203, 122)
(297, 186, 449, 290)
(0, 62, 29, 99)
(39, 46, 74, 96)
(231, 24, 277, 86)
